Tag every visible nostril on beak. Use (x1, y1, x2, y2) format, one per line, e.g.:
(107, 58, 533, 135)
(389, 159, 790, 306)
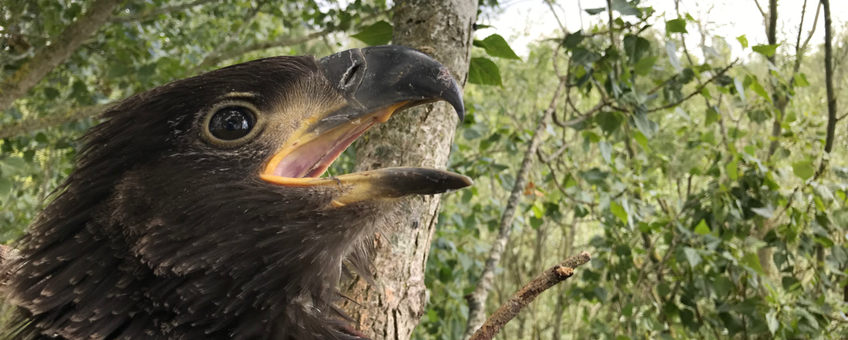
(342, 63, 362, 88)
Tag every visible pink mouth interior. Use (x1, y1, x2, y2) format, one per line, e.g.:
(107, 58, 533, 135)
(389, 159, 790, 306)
(271, 121, 377, 178)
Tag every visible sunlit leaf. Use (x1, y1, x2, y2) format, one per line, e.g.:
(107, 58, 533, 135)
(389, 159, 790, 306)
(683, 247, 701, 267)
(665, 18, 687, 33)
(666, 41, 682, 72)
(694, 219, 710, 235)
(752, 44, 779, 57)
(610, 201, 628, 224)
(794, 73, 810, 87)
(474, 34, 521, 60)
(726, 158, 738, 180)
(634, 56, 657, 75)
(468, 57, 502, 86)
(737, 35, 749, 48)
(792, 161, 815, 180)
(351, 20, 393, 45)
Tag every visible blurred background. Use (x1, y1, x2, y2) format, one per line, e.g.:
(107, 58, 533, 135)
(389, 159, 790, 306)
(1, 0, 847, 339)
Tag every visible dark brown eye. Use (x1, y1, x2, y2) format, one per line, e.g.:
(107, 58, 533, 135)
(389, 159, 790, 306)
(208, 107, 255, 140)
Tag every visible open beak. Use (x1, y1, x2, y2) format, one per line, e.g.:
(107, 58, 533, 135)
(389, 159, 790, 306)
(260, 46, 472, 205)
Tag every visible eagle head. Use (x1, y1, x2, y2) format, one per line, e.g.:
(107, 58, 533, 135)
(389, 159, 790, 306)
(1, 46, 469, 340)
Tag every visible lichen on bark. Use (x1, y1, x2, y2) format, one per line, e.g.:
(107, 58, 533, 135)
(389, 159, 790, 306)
(340, 1, 476, 339)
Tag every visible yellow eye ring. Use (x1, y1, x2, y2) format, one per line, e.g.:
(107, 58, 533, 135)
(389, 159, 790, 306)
(201, 101, 266, 148)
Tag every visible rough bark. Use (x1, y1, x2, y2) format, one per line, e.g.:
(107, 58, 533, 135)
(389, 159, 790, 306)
(340, 1, 476, 339)
(0, 0, 122, 112)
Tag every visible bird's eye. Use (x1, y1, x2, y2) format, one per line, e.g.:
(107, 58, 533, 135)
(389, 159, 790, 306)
(202, 103, 264, 147)
(208, 107, 255, 140)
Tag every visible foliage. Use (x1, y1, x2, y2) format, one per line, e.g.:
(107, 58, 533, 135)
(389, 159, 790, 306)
(416, 1, 848, 340)
(2, 0, 847, 339)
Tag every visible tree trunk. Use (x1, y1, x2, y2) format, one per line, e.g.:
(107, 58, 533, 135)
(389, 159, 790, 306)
(340, 1, 476, 339)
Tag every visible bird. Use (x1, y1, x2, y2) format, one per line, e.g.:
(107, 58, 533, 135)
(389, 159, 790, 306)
(0, 45, 471, 340)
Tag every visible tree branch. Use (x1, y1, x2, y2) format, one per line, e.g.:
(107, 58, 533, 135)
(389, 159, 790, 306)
(195, 0, 271, 71)
(0, 104, 113, 139)
(0, 0, 123, 112)
(197, 11, 386, 69)
(647, 59, 738, 113)
(819, 0, 836, 171)
(462, 81, 566, 340)
(109, 0, 219, 23)
(468, 251, 591, 340)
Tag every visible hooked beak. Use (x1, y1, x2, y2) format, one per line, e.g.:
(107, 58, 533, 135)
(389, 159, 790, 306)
(260, 46, 471, 205)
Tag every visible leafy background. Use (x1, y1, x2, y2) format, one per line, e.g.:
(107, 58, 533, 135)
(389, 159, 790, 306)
(1, 0, 847, 339)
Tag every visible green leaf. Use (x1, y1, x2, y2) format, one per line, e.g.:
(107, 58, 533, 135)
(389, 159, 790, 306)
(529, 216, 544, 229)
(751, 206, 774, 218)
(0, 177, 12, 201)
(585, 7, 606, 15)
(468, 57, 502, 86)
(736, 35, 748, 48)
(351, 20, 393, 45)
(666, 41, 682, 72)
(752, 44, 779, 57)
(474, 34, 521, 60)
(633, 110, 658, 138)
(792, 161, 815, 180)
(611, 0, 640, 16)
(0, 156, 27, 175)
(794, 73, 810, 87)
(599, 140, 612, 163)
(610, 201, 628, 224)
(634, 56, 657, 76)
(595, 111, 623, 133)
(706, 107, 719, 126)
(734, 77, 747, 102)
(683, 247, 702, 268)
(694, 219, 710, 235)
(562, 31, 584, 49)
(666, 18, 687, 33)
(726, 158, 738, 180)
(633, 130, 651, 151)
(623, 35, 651, 64)
(749, 79, 772, 103)
(741, 253, 764, 274)
(766, 311, 779, 334)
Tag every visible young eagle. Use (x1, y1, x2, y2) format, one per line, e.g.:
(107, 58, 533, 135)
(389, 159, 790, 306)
(1, 46, 470, 340)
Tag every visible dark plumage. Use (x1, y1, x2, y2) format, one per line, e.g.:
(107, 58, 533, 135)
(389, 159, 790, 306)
(1, 46, 468, 340)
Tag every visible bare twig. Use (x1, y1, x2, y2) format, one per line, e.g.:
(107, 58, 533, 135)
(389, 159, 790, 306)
(647, 60, 738, 113)
(463, 78, 567, 340)
(195, 0, 271, 71)
(0, 103, 113, 139)
(468, 252, 592, 340)
(110, 0, 219, 23)
(197, 11, 386, 69)
(819, 0, 836, 173)
(0, 0, 123, 112)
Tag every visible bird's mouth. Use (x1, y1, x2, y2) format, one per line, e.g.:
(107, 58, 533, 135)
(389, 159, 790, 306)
(259, 46, 472, 205)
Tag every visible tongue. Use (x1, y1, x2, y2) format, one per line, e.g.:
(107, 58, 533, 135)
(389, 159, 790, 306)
(272, 122, 376, 178)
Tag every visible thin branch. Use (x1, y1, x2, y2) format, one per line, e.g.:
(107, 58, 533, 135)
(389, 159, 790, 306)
(819, 0, 836, 173)
(109, 0, 219, 23)
(647, 59, 738, 113)
(468, 252, 592, 340)
(196, 0, 271, 71)
(463, 75, 567, 340)
(0, 104, 113, 139)
(0, 0, 123, 112)
(197, 11, 386, 69)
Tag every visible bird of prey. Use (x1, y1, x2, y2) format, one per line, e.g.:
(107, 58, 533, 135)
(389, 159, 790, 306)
(0, 45, 470, 340)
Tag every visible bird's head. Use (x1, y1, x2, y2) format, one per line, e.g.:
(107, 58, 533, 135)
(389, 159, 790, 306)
(3, 46, 469, 339)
